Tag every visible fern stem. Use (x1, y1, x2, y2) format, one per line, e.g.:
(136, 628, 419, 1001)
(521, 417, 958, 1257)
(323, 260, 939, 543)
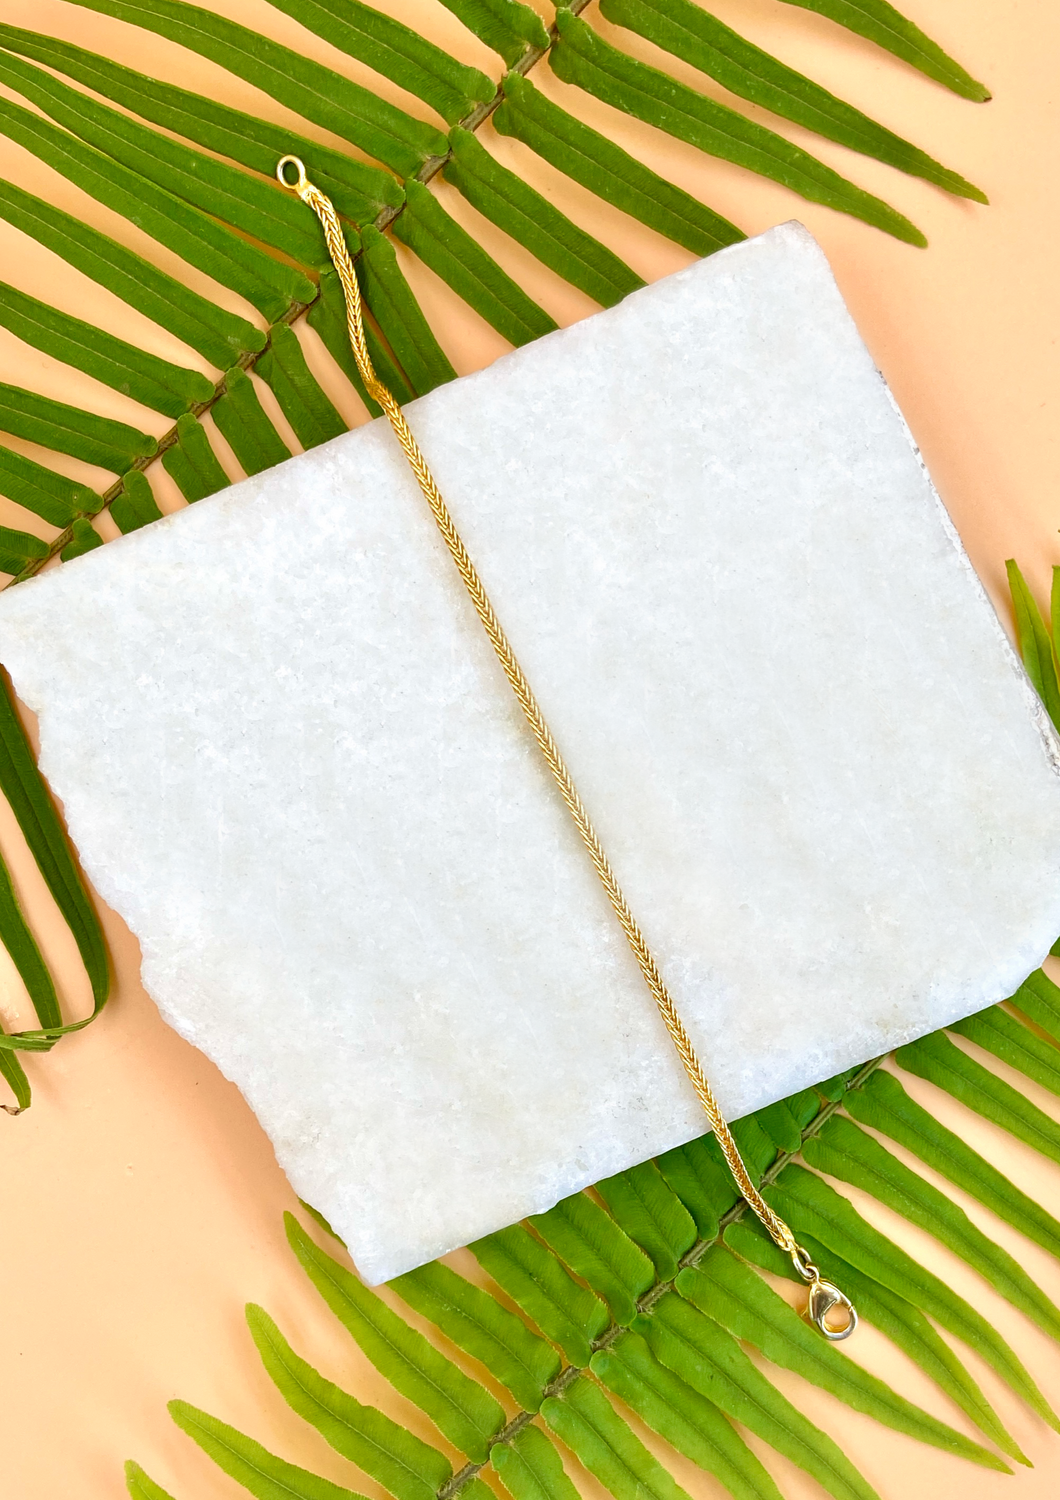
(439, 1053, 888, 1500)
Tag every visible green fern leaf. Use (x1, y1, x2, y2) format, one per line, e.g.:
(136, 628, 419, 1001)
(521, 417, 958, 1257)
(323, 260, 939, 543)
(679, 1248, 1009, 1469)
(599, 0, 985, 200)
(494, 73, 744, 258)
(844, 1066, 1060, 1265)
(529, 1192, 654, 1325)
(0, 443, 99, 528)
(1011, 966, 1060, 1041)
(255, 326, 347, 452)
(60, 517, 104, 562)
(897, 1028, 1060, 1167)
(65, 0, 448, 176)
(0, 24, 402, 227)
(162, 414, 230, 503)
(125, 1461, 179, 1500)
(722, 1217, 1026, 1464)
(470, 1224, 610, 1366)
(0, 48, 327, 271)
(390, 1258, 561, 1411)
(0, 94, 310, 322)
(0, 280, 213, 420)
(491, 1424, 581, 1500)
(213, 367, 293, 478)
(446, 127, 645, 310)
(307, 267, 414, 417)
(263, 0, 495, 125)
(169, 1399, 372, 1499)
(594, 1161, 697, 1280)
(0, 525, 48, 578)
(638, 1296, 881, 1500)
(542, 1375, 694, 1500)
(804, 1113, 1060, 1343)
(551, 11, 925, 245)
(729, 1112, 779, 1185)
(0, 1041, 31, 1111)
(753, 1098, 804, 1154)
(359, 227, 457, 395)
(765, 1164, 1060, 1430)
(951, 1004, 1060, 1096)
(1006, 559, 1060, 728)
(0, 179, 264, 370)
(0, 841, 62, 1029)
(439, 0, 549, 67)
(392, 179, 559, 347)
(779, 0, 990, 101)
(591, 1330, 785, 1500)
(654, 1135, 732, 1236)
(0, 381, 155, 473)
(247, 1303, 453, 1500)
(285, 1213, 505, 1461)
(111, 471, 164, 535)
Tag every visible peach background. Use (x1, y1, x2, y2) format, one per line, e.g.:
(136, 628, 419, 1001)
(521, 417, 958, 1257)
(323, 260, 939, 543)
(0, 0, 1058, 1496)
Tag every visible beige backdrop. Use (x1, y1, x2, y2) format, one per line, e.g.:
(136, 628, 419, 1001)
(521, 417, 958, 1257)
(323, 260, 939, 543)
(0, 0, 1058, 1496)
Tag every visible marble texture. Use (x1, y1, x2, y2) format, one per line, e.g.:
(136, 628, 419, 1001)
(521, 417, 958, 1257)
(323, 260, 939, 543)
(1, 223, 1059, 1283)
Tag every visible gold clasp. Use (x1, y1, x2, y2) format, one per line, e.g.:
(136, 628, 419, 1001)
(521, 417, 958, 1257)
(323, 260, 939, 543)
(791, 1244, 858, 1341)
(276, 155, 309, 195)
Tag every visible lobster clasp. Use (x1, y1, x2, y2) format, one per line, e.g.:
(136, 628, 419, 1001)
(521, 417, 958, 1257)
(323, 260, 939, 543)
(791, 1243, 858, 1341)
(808, 1278, 858, 1341)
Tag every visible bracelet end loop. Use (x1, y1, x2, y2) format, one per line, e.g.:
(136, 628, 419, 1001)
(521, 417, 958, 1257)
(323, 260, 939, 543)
(276, 155, 309, 195)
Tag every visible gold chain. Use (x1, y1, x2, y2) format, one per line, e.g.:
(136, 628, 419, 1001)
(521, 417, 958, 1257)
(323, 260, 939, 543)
(278, 157, 856, 1340)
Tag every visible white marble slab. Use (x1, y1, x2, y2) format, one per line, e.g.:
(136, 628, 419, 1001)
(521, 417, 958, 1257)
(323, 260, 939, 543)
(2, 223, 1058, 1283)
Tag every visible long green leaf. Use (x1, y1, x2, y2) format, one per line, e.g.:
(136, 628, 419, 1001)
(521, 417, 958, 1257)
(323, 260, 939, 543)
(753, 1097, 804, 1154)
(804, 1113, 1060, 1343)
(599, 0, 984, 200)
(0, 844, 61, 1028)
(471, 1224, 610, 1366)
(1010, 967, 1060, 1043)
(730, 1112, 779, 1185)
(390, 1259, 560, 1412)
(213, 366, 292, 478)
(162, 414, 230, 503)
(285, 1213, 504, 1461)
(0, 443, 99, 528)
(679, 1249, 1007, 1469)
(247, 1304, 452, 1500)
(764, 1164, 1060, 1430)
(0, 672, 108, 1014)
(446, 126, 644, 309)
(722, 1216, 1026, 1464)
(844, 1066, 1060, 1266)
(60, 517, 103, 562)
(392, 178, 558, 347)
(654, 1134, 734, 1237)
(494, 73, 744, 259)
(530, 1192, 654, 1326)
(359, 227, 457, 396)
(0, 1031, 30, 1110)
(0, 94, 309, 323)
(542, 1374, 694, 1500)
(951, 1004, 1060, 1096)
(779, 0, 990, 101)
(0, 280, 213, 420)
(491, 1424, 581, 1500)
(591, 1331, 785, 1500)
(65, 0, 448, 177)
(125, 1462, 178, 1500)
(0, 24, 401, 228)
(111, 470, 163, 535)
(595, 1161, 696, 1280)
(170, 1399, 371, 1499)
(639, 1296, 881, 1500)
(0, 381, 155, 474)
(0, 47, 327, 271)
(255, 325, 347, 452)
(306, 267, 414, 418)
(264, 0, 494, 125)
(897, 1028, 1060, 1167)
(0, 179, 264, 370)
(438, 0, 549, 67)
(1006, 559, 1060, 728)
(0, 525, 48, 577)
(550, 12, 925, 246)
